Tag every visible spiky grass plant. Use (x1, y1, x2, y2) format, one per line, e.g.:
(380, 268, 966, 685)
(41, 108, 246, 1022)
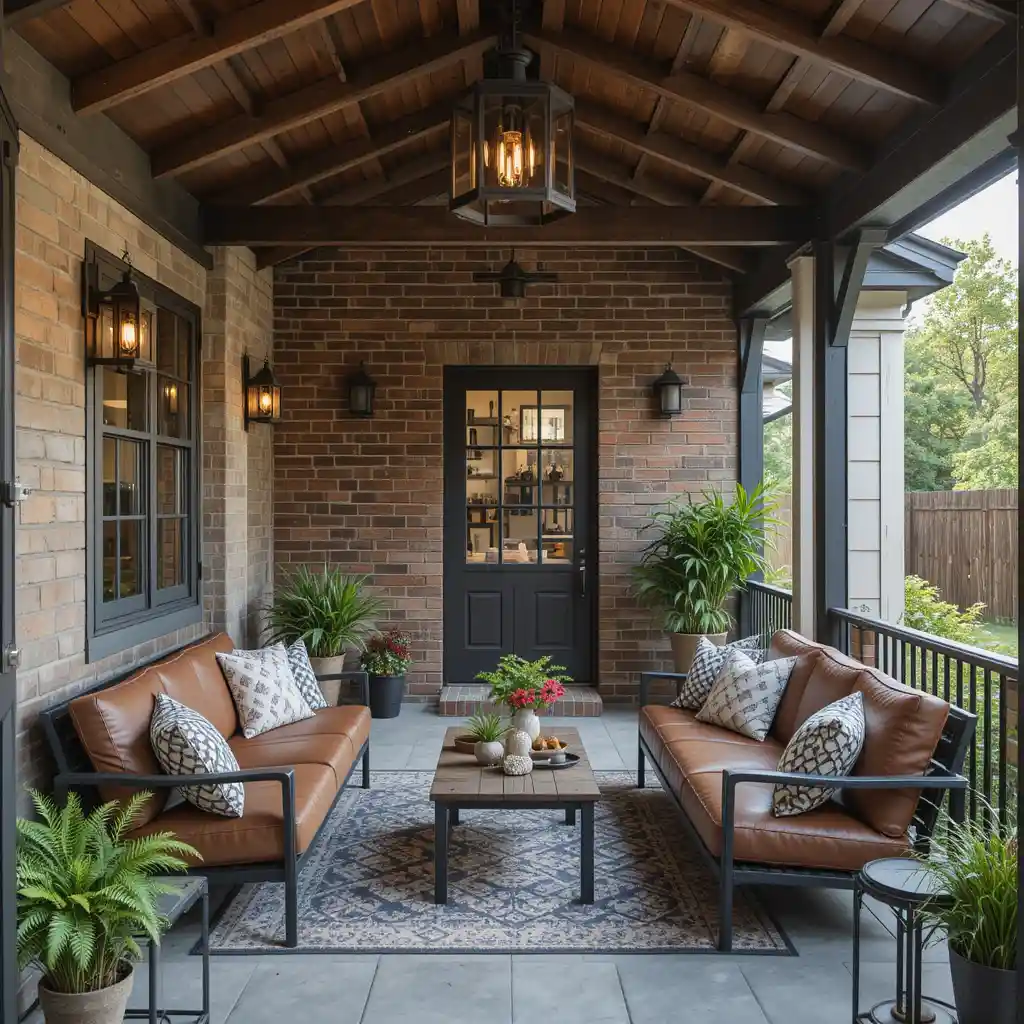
(16, 791, 199, 994)
(465, 712, 507, 743)
(921, 816, 1017, 970)
(263, 565, 386, 658)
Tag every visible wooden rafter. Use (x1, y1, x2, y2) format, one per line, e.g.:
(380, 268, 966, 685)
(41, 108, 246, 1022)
(574, 100, 807, 205)
(204, 205, 814, 247)
(577, 147, 701, 206)
(72, 0, 365, 115)
(319, 152, 449, 206)
(521, 26, 868, 171)
(151, 29, 496, 178)
(661, 0, 944, 104)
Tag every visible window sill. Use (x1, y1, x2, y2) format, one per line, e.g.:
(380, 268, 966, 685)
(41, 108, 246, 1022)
(87, 602, 203, 664)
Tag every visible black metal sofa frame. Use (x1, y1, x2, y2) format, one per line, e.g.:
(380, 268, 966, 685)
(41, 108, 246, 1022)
(637, 671, 976, 952)
(38, 649, 372, 949)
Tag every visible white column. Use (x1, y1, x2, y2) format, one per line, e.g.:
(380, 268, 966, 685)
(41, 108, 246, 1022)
(790, 255, 816, 636)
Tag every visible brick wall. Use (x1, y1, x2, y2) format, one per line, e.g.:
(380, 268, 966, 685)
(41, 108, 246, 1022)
(273, 247, 737, 702)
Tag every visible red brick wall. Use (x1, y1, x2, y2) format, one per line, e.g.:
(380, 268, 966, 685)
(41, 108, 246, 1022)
(273, 247, 737, 702)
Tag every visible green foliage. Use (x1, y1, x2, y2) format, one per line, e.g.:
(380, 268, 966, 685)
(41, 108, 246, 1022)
(902, 575, 984, 645)
(632, 483, 778, 635)
(762, 387, 792, 493)
(263, 566, 385, 658)
(476, 655, 571, 707)
(952, 389, 1018, 490)
(16, 791, 198, 995)
(359, 629, 412, 676)
(465, 712, 507, 743)
(921, 817, 1017, 970)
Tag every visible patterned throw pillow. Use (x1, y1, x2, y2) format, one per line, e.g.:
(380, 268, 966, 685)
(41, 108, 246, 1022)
(150, 694, 244, 818)
(284, 639, 328, 710)
(695, 649, 798, 740)
(671, 635, 766, 710)
(773, 693, 866, 817)
(217, 644, 315, 739)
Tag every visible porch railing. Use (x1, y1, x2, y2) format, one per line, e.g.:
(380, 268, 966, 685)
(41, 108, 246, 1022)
(830, 607, 1018, 830)
(744, 580, 793, 640)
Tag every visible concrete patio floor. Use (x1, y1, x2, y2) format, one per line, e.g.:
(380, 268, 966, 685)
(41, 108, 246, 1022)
(33, 706, 956, 1024)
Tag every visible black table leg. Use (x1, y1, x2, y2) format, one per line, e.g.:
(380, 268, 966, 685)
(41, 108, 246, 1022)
(450, 807, 460, 827)
(148, 936, 159, 1024)
(200, 889, 210, 1023)
(564, 807, 576, 826)
(580, 803, 594, 904)
(434, 803, 449, 905)
(852, 883, 862, 1024)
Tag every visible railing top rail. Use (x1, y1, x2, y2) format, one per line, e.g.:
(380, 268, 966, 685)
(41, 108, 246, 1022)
(829, 606, 1018, 677)
(746, 581, 794, 600)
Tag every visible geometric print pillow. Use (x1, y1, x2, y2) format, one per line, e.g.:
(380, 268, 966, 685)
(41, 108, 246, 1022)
(772, 693, 866, 817)
(695, 649, 798, 741)
(149, 694, 244, 818)
(671, 634, 766, 710)
(233, 640, 328, 711)
(216, 644, 315, 739)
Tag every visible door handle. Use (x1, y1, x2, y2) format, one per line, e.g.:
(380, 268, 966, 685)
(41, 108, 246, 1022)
(578, 548, 586, 598)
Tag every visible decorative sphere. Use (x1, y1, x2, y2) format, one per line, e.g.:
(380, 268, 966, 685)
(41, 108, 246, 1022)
(504, 729, 533, 758)
(502, 754, 533, 776)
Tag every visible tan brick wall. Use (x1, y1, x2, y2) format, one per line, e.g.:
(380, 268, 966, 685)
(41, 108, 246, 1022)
(273, 247, 737, 702)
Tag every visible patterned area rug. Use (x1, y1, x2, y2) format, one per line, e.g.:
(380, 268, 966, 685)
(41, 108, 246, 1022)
(206, 771, 791, 954)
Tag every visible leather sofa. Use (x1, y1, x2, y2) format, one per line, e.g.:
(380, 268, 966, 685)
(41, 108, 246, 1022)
(638, 629, 976, 951)
(39, 632, 371, 948)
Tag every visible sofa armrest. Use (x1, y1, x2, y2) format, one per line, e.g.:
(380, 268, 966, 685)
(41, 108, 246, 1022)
(315, 669, 369, 706)
(639, 671, 688, 708)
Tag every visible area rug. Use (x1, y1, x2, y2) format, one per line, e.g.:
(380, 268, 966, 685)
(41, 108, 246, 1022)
(205, 771, 791, 955)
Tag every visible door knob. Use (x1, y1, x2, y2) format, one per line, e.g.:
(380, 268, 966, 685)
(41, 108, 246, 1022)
(578, 547, 586, 598)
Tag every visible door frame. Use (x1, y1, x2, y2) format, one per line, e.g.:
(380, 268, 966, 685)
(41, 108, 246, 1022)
(441, 365, 600, 685)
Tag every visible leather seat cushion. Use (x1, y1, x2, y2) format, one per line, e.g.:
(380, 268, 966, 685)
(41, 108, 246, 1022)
(127, 763, 338, 867)
(767, 630, 828, 744)
(252, 705, 371, 751)
(69, 633, 238, 826)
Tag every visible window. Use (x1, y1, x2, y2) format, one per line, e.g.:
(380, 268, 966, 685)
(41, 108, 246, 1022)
(87, 243, 201, 660)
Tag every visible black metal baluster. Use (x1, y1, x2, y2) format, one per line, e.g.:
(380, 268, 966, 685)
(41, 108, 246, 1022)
(997, 672, 1007, 830)
(968, 664, 978, 825)
(982, 668, 993, 824)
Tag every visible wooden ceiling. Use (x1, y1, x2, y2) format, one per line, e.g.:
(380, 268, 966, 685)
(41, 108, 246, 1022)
(7, 0, 1016, 269)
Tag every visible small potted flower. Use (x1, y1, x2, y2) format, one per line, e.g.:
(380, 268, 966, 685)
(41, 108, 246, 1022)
(465, 712, 508, 765)
(360, 629, 413, 719)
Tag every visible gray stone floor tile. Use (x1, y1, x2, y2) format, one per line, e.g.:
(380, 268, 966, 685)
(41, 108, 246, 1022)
(225, 957, 378, 1024)
(512, 961, 628, 1024)
(741, 961, 855, 1024)
(127, 956, 257, 1024)
(363, 956, 512, 1024)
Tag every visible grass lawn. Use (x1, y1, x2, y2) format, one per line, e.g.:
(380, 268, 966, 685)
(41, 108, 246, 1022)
(976, 621, 1018, 658)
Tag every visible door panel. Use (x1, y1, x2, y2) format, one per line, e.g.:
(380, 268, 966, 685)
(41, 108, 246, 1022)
(444, 368, 596, 683)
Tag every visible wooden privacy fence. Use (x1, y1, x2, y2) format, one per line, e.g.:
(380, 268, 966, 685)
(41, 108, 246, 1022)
(905, 489, 1018, 623)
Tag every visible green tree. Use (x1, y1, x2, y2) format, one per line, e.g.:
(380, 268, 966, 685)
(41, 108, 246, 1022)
(762, 383, 792, 493)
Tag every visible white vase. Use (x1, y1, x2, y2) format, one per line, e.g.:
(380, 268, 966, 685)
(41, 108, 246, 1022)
(512, 708, 541, 742)
(474, 740, 504, 766)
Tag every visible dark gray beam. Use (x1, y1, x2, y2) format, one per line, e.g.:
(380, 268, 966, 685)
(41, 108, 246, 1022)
(832, 227, 886, 346)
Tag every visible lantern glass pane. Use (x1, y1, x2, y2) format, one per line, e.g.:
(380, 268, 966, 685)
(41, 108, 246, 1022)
(118, 305, 139, 360)
(553, 108, 574, 198)
(452, 108, 475, 199)
(98, 305, 115, 361)
(661, 384, 682, 415)
(137, 304, 154, 363)
(524, 97, 546, 189)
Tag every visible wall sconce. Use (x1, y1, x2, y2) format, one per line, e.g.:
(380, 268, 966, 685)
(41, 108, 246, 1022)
(653, 364, 686, 418)
(243, 355, 281, 430)
(348, 362, 376, 418)
(84, 247, 152, 370)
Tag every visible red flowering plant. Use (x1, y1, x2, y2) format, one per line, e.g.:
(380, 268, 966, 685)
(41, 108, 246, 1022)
(505, 680, 567, 712)
(476, 655, 571, 710)
(359, 629, 413, 677)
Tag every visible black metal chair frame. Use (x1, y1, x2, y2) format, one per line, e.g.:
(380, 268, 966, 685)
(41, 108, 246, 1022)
(38, 648, 373, 950)
(637, 670, 977, 953)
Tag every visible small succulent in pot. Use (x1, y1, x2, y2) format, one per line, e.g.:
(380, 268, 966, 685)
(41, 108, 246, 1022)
(466, 712, 507, 765)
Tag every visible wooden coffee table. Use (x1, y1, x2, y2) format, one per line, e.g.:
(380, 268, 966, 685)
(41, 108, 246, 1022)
(430, 726, 601, 905)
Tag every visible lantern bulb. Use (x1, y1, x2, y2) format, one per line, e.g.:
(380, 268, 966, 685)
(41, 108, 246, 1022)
(497, 129, 524, 188)
(120, 319, 137, 355)
(259, 388, 273, 414)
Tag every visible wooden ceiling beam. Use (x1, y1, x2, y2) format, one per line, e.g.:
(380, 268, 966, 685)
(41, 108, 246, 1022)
(151, 29, 496, 178)
(3, 0, 72, 28)
(939, 0, 1015, 24)
(576, 147, 702, 206)
(660, 0, 944, 104)
(72, 0, 365, 115)
(521, 26, 868, 171)
(575, 99, 807, 205)
(319, 152, 449, 206)
(204, 205, 814, 247)
(208, 101, 450, 205)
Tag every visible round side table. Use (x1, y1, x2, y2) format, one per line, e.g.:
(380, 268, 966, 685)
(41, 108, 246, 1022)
(853, 858, 957, 1024)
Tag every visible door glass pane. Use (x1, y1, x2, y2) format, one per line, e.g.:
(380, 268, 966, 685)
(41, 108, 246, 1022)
(157, 446, 185, 515)
(505, 390, 539, 444)
(156, 308, 191, 380)
(542, 507, 573, 540)
(503, 508, 539, 563)
(466, 391, 499, 428)
(102, 521, 117, 602)
(466, 507, 498, 563)
(542, 537, 573, 564)
(501, 448, 539, 510)
(101, 368, 147, 430)
(118, 440, 144, 515)
(540, 449, 573, 508)
(159, 378, 189, 438)
(540, 390, 573, 445)
(118, 521, 143, 598)
(102, 437, 117, 516)
(157, 518, 184, 590)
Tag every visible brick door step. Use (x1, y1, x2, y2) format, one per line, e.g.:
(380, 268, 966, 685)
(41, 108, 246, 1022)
(437, 684, 603, 717)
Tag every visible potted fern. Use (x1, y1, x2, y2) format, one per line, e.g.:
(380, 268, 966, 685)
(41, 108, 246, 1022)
(264, 565, 385, 704)
(632, 483, 776, 673)
(16, 791, 198, 1024)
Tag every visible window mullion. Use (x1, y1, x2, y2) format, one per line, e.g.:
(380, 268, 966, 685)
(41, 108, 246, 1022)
(148, 371, 157, 610)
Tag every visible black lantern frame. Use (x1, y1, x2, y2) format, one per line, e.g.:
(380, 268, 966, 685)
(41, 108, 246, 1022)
(348, 362, 377, 418)
(83, 249, 152, 370)
(450, 33, 575, 226)
(653, 364, 687, 418)
(243, 355, 282, 430)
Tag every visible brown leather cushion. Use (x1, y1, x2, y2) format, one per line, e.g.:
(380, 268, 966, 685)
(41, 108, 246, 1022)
(126, 763, 337, 867)
(640, 706, 910, 870)
(69, 633, 238, 825)
(766, 630, 825, 744)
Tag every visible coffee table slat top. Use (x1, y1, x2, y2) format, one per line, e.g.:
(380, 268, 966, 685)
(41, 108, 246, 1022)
(431, 727, 601, 803)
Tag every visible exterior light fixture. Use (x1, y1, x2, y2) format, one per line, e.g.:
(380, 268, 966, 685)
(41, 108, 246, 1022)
(348, 362, 377, 418)
(653, 364, 686, 418)
(84, 247, 152, 369)
(163, 381, 179, 415)
(243, 355, 281, 429)
(449, 0, 574, 226)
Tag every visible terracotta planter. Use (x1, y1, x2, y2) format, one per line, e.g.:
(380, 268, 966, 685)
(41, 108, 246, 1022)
(669, 632, 726, 674)
(949, 946, 1018, 1024)
(39, 968, 133, 1024)
(309, 655, 347, 706)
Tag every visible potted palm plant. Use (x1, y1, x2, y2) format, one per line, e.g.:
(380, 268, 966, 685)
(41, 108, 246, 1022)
(359, 629, 413, 718)
(264, 565, 385, 704)
(464, 712, 508, 765)
(16, 791, 198, 1024)
(921, 817, 1017, 1024)
(632, 483, 776, 673)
